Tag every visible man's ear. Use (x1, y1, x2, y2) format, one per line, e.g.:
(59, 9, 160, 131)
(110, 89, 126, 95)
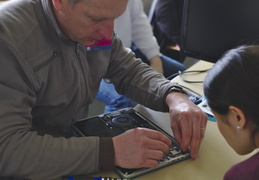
(52, 0, 63, 11)
(229, 106, 247, 130)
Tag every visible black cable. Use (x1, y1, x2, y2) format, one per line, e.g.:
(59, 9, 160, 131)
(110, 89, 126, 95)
(167, 69, 210, 83)
(166, 72, 181, 80)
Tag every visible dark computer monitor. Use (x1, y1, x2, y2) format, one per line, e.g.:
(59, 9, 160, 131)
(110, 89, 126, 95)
(180, 0, 259, 63)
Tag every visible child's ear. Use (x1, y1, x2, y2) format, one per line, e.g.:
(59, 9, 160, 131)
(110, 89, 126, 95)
(228, 106, 247, 130)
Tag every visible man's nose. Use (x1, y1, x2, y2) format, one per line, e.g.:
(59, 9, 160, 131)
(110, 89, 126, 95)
(99, 20, 114, 40)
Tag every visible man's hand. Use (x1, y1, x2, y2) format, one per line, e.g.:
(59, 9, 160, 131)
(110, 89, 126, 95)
(113, 128, 171, 168)
(166, 92, 208, 159)
(149, 56, 164, 75)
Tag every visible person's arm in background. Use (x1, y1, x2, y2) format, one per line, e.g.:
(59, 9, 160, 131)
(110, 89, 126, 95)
(129, 0, 164, 74)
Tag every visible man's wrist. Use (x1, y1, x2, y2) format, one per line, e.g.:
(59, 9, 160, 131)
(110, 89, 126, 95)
(165, 86, 187, 98)
(166, 86, 187, 96)
(99, 137, 114, 170)
(163, 86, 188, 111)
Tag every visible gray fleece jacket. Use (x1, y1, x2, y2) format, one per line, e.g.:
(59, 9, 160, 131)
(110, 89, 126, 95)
(0, 0, 176, 179)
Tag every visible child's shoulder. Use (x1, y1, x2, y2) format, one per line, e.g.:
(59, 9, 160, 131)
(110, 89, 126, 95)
(224, 153, 259, 180)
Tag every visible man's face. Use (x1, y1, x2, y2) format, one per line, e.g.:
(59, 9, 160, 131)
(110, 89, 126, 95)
(52, 0, 128, 46)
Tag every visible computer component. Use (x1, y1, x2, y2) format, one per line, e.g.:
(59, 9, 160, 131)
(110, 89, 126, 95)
(73, 108, 190, 179)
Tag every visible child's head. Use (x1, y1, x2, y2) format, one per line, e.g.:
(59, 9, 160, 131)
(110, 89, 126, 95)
(204, 45, 259, 155)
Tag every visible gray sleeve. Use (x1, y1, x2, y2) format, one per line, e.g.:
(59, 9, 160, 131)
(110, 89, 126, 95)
(105, 35, 176, 112)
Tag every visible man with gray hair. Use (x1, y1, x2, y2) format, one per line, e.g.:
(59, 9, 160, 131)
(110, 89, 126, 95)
(0, 0, 207, 179)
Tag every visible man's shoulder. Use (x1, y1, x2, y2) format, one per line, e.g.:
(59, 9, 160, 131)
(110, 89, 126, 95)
(0, 0, 45, 43)
(0, 0, 47, 48)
